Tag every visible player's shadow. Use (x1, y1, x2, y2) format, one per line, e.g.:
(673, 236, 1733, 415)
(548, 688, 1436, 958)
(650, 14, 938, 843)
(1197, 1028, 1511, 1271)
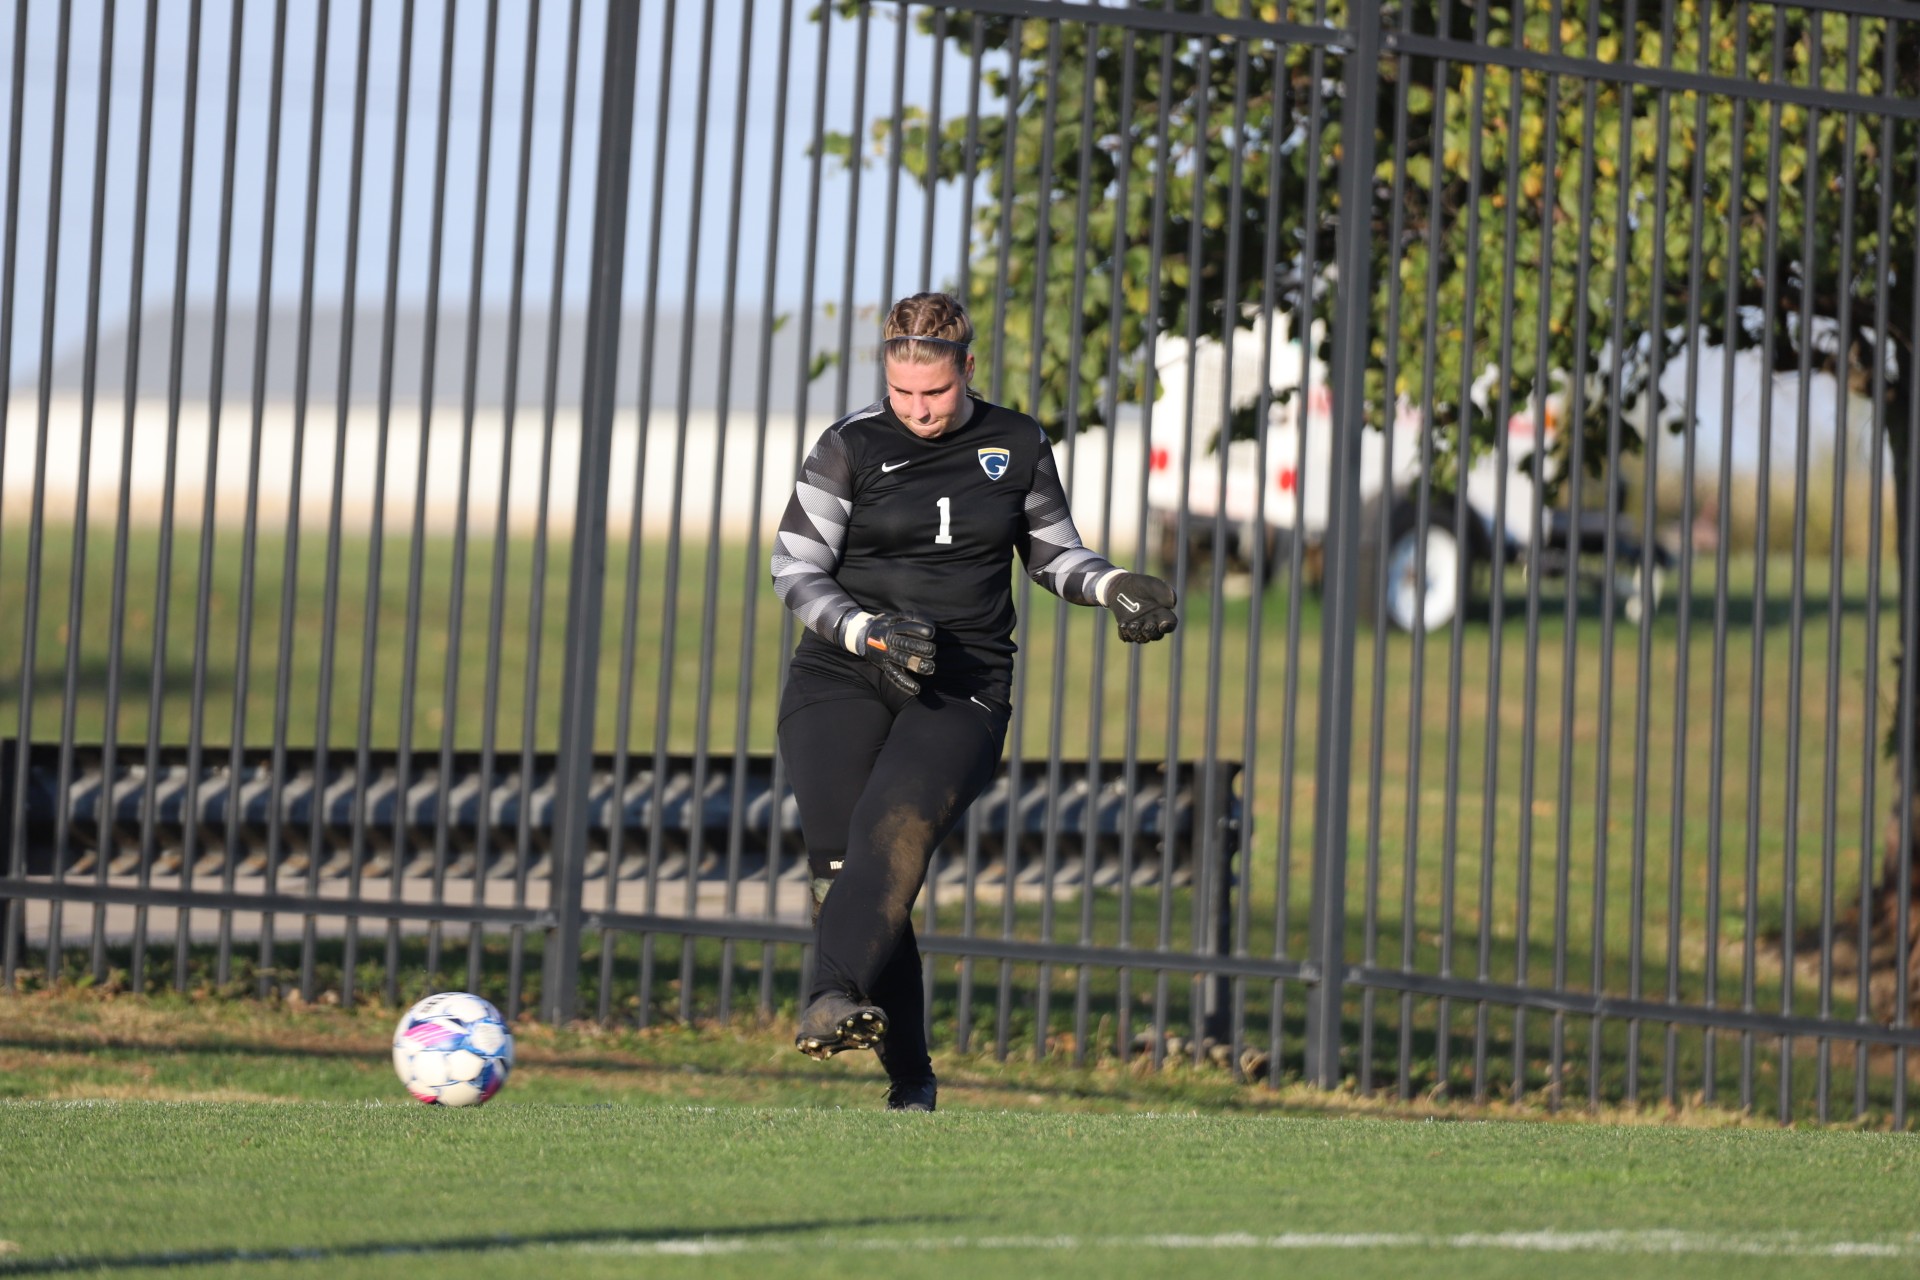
(0, 1217, 934, 1275)
(0, 1035, 391, 1062)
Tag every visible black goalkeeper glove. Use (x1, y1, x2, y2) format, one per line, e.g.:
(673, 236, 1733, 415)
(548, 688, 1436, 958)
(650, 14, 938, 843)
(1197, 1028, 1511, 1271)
(853, 612, 938, 695)
(1104, 572, 1178, 643)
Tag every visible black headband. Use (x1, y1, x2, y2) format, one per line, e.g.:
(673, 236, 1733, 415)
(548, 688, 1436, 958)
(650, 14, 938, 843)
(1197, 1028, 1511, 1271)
(884, 334, 971, 351)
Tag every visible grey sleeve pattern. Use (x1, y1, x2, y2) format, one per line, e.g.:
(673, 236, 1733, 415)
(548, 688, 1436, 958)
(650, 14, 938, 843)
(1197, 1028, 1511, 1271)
(1023, 431, 1123, 607)
(770, 424, 864, 647)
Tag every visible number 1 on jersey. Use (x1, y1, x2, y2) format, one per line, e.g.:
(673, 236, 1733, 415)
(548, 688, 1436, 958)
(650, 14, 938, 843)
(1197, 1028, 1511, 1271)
(934, 496, 954, 546)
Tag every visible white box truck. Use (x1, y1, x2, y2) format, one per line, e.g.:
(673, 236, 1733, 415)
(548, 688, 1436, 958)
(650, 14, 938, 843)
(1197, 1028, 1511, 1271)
(1144, 321, 1670, 631)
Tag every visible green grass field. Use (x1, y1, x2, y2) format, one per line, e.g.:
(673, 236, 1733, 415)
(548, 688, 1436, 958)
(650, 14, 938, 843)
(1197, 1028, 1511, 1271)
(2, 992, 1917, 1280)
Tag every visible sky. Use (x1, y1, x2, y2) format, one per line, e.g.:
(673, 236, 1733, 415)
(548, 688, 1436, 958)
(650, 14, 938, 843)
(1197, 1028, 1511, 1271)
(2, 0, 978, 394)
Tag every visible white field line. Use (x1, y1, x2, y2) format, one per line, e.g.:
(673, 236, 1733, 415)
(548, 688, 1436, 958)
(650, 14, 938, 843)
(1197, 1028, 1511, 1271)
(560, 1230, 1920, 1260)
(14, 1230, 1916, 1271)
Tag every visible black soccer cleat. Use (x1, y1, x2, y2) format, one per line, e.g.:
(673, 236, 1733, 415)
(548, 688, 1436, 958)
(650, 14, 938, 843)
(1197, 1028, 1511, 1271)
(795, 993, 888, 1060)
(884, 1075, 937, 1113)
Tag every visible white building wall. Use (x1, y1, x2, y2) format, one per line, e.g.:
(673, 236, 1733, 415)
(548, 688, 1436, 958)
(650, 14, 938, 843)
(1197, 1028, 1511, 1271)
(3, 395, 1148, 554)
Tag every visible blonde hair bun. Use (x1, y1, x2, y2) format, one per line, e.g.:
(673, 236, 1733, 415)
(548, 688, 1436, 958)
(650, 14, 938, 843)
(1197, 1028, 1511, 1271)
(882, 292, 973, 369)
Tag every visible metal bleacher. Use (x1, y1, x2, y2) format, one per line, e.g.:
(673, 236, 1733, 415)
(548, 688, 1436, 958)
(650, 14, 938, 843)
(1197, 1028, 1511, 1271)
(0, 740, 1241, 895)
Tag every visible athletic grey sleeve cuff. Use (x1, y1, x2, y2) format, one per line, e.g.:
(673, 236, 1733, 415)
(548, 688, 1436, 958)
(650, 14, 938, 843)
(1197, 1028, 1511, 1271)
(839, 610, 877, 655)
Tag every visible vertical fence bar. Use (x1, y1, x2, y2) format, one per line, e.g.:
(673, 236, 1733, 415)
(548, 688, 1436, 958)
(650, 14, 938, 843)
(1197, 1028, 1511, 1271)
(261, 0, 331, 999)
(633, 0, 697, 1029)
(749, 0, 801, 1021)
(218, 0, 289, 988)
(180, 0, 248, 996)
(1044, 16, 1101, 1065)
(1233, 29, 1285, 1089)
(100, 0, 161, 990)
(475, 0, 542, 998)
(1021, 20, 1067, 1066)
(1361, 10, 1415, 1095)
(540, 0, 643, 1027)
(430, 0, 500, 990)
(1084, 20, 1138, 1068)
(1112, 24, 1171, 1070)
(615, 0, 676, 1028)
(834, 2, 870, 415)
(63, 0, 119, 983)
(1191, 38, 1250, 1063)
(1776, 17, 1829, 1122)
(0, 0, 31, 992)
(698, 0, 757, 1023)
(1816, 44, 1863, 1123)
(1303, 3, 1377, 1090)
(511, 0, 582, 1023)
(664, 0, 721, 1027)
(305, 0, 374, 1004)
(1666, 0, 1713, 1109)
(1703, 9, 1751, 1106)
(1159, 24, 1200, 1069)
(733, 0, 795, 1025)
(1741, 13, 1788, 1115)
(877, 0, 908, 321)
(1858, 30, 1898, 1120)
(779, 0, 835, 1022)
(1589, 11, 1636, 1109)
(1625, 3, 1673, 1107)
(390, 0, 456, 993)
(946, 10, 988, 1055)
(948, 12, 983, 1059)
(988, 19, 1023, 1064)
(1549, 4, 1600, 1111)
(1894, 117, 1920, 1129)
(915, 6, 944, 292)
(1401, 8, 1451, 1101)
(1436, 0, 1492, 1098)
(1515, 1, 1567, 1105)
(16, 0, 74, 987)
(1061, 16, 1105, 1070)
(1273, 19, 1327, 1090)
(343, 0, 415, 1011)
(135, 0, 201, 997)
(1474, 19, 1526, 1103)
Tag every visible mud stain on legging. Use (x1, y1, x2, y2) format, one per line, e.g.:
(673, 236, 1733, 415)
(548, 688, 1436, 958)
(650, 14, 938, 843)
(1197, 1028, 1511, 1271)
(872, 802, 941, 882)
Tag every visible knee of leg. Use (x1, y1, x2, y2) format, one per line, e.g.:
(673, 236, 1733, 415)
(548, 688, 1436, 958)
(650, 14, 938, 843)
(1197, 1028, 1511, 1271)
(807, 849, 843, 925)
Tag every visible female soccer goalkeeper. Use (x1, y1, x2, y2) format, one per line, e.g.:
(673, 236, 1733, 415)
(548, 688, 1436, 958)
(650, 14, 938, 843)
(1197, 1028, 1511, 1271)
(770, 292, 1177, 1111)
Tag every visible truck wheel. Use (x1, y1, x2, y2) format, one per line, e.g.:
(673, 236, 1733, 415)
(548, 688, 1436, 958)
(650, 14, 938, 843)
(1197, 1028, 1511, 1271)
(1360, 498, 1467, 633)
(1621, 562, 1665, 626)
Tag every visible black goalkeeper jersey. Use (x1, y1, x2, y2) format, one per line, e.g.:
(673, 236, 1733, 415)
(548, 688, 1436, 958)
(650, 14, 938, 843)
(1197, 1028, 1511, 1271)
(772, 394, 1121, 682)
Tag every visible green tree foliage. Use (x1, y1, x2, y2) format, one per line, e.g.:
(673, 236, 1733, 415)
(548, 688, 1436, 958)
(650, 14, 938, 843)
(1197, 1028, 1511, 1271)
(843, 1, 1344, 431)
(829, 1, 1919, 498)
(1408, 3, 1920, 488)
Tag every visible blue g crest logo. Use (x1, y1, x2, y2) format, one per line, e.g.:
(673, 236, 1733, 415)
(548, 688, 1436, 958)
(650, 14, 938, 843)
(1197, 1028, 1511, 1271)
(977, 447, 1011, 480)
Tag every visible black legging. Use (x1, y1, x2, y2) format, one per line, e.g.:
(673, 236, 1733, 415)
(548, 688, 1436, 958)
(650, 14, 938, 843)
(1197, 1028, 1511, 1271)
(777, 647, 1009, 1080)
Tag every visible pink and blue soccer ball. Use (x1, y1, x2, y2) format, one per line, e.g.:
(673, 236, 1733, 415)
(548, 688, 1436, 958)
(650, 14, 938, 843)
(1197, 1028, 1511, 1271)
(392, 992, 513, 1107)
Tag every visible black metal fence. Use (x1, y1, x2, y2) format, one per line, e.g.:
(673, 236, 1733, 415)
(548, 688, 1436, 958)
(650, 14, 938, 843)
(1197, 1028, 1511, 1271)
(4, 0, 1920, 1126)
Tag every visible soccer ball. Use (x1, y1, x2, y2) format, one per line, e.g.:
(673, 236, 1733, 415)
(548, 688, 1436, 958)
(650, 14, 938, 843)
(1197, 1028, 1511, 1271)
(392, 991, 513, 1107)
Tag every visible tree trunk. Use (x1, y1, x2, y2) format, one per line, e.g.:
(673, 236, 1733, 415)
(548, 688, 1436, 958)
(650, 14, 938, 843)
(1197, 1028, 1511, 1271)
(1863, 344, 1920, 1020)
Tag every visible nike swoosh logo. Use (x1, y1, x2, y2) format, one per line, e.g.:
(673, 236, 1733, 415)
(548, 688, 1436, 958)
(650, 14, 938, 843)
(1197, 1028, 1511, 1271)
(970, 696, 991, 711)
(1117, 592, 1142, 614)
(880, 460, 912, 473)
